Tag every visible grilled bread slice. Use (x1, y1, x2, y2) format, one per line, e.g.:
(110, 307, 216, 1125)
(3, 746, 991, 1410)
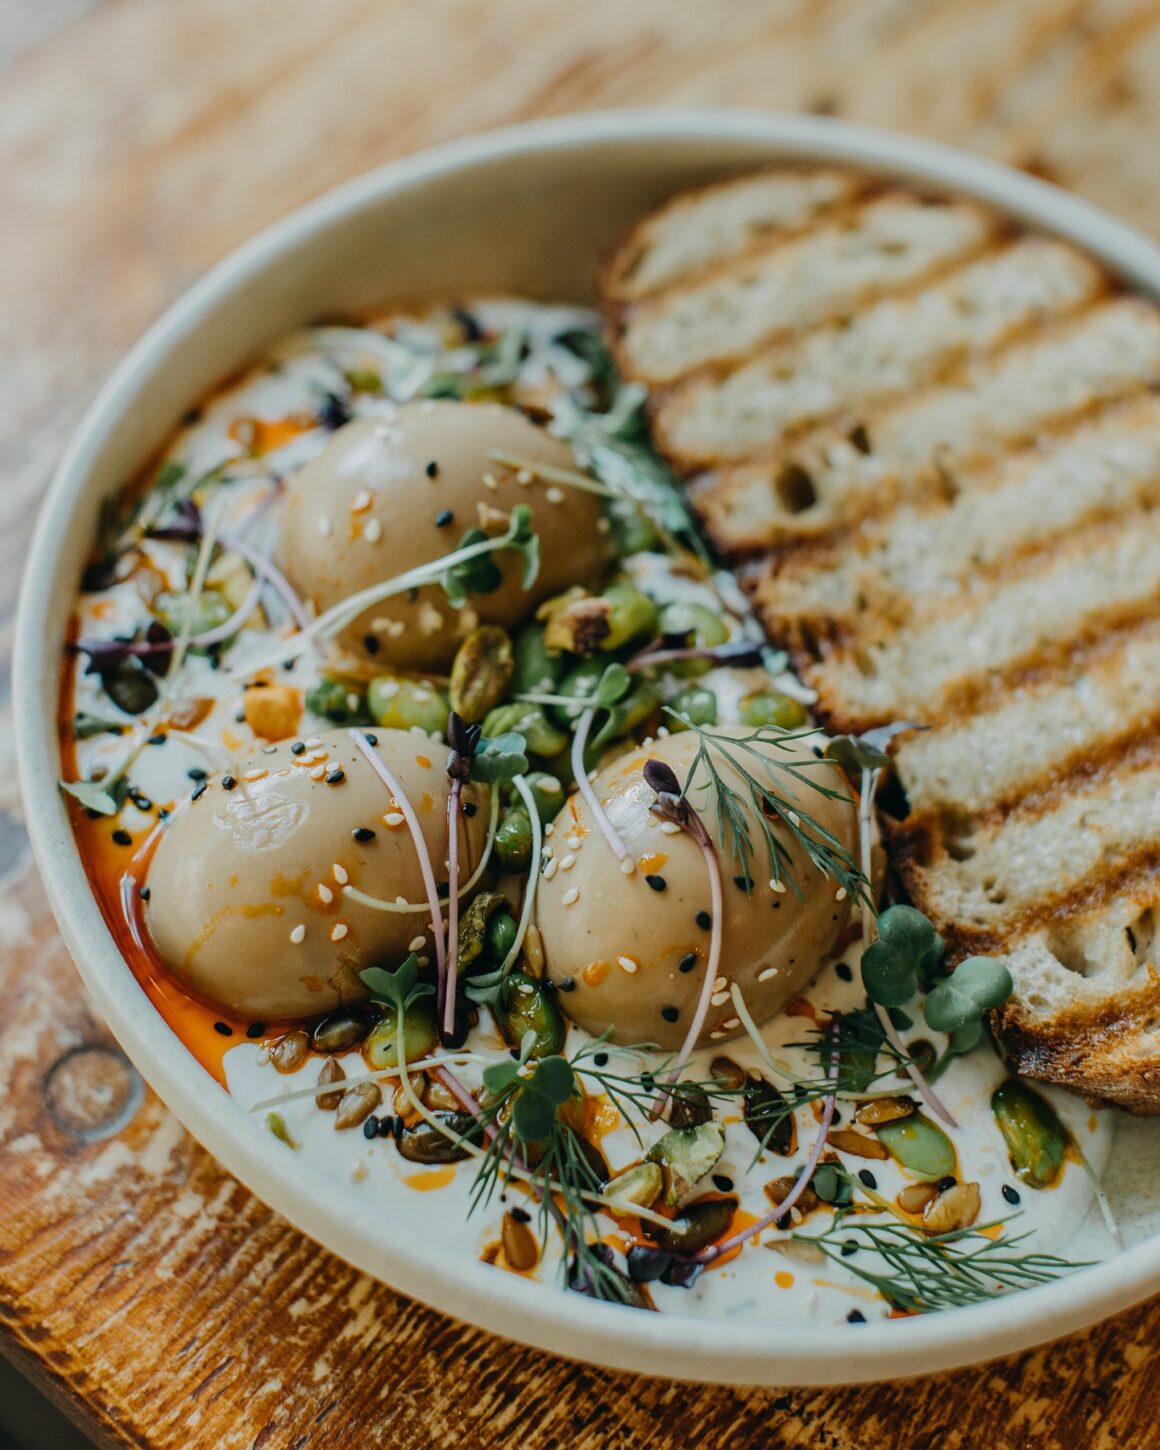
(602, 167, 1160, 1111)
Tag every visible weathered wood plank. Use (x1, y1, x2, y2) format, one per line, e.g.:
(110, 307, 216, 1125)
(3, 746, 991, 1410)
(4, 1, 1160, 1444)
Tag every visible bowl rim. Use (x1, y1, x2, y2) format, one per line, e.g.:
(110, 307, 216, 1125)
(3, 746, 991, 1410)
(15, 106, 1160, 1386)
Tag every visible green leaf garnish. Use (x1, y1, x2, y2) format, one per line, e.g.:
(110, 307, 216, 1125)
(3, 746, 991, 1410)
(924, 956, 1013, 1034)
(824, 721, 927, 774)
(359, 954, 434, 1015)
(861, 905, 945, 1007)
(471, 731, 528, 784)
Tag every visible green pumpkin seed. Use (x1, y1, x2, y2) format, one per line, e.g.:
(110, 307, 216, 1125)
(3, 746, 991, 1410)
(744, 1074, 796, 1156)
(991, 1078, 1068, 1189)
(644, 1195, 738, 1255)
(362, 999, 439, 1070)
(367, 675, 450, 735)
(311, 1010, 373, 1053)
(658, 601, 728, 677)
(667, 684, 718, 730)
(646, 1120, 725, 1205)
(495, 808, 533, 872)
(511, 623, 565, 695)
(305, 675, 369, 726)
(449, 625, 514, 723)
(600, 580, 659, 651)
(874, 1113, 956, 1179)
(103, 658, 159, 716)
(667, 1083, 712, 1129)
(456, 891, 508, 973)
(739, 690, 808, 730)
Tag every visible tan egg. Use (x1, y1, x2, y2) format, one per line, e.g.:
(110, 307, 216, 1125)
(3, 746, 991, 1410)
(539, 730, 858, 1050)
(277, 402, 611, 673)
(144, 728, 488, 1021)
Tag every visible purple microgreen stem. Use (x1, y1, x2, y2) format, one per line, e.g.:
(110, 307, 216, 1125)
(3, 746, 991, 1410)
(349, 728, 447, 999)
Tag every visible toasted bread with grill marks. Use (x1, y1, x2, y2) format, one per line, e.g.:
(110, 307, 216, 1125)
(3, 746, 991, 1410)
(601, 166, 1160, 1112)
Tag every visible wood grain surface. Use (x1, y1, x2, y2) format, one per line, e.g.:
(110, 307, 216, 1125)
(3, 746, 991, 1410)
(4, 1, 1160, 1445)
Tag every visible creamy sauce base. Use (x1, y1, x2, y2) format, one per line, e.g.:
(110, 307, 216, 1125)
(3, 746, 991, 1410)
(65, 300, 1114, 1326)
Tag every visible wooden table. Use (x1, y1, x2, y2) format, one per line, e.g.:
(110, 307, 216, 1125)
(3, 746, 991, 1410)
(3, 2, 1160, 1444)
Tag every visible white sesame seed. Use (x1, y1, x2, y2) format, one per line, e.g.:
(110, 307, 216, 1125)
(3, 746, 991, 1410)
(542, 858, 559, 881)
(710, 991, 730, 1007)
(309, 764, 327, 780)
(659, 821, 681, 835)
(710, 1030, 727, 1040)
(319, 516, 333, 538)
(394, 895, 407, 905)
(290, 924, 306, 944)
(545, 486, 565, 504)
(317, 883, 334, 905)
(243, 768, 267, 781)
(617, 956, 638, 974)
(787, 810, 801, 828)
(560, 854, 576, 871)
(566, 834, 582, 850)
(562, 888, 579, 907)
(304, 737, 323, 748)
(619, 858, 636, 875)
(722, 1017, 740, 1030)
(516, 469, 532, 485)
(332, 864, 349, 885)
(350, 1158, 369, 1183)
(418, 956, 430, 968)
(758, 966, 778, 982)
(545, 822, 555, 837)
(770, 879, 787, 893)
(330, 922, 349, 942)
(364, 518, 382, 544)
(713, 976, 727, 992)
(835, 886, 848, 901)
(482, 472, 498, 491)
(384, 812, 405, 827)
(408, 935, 426, 953)
(387, 620, 405, 637)
(656, 726, 670, 738)
(351, 488, 372, 513)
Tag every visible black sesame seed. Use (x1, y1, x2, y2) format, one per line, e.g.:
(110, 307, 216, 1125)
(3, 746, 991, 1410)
(660, 1006, 680, 1024)
(541, 978, 557, 997)
(436, 882, 450, 899)
(282, 659, 296, 672)
(835, 962, 853, 982)
(246, 1022, 265, 1039)
(857, 1169, 878, 1190)
(326, 768, 345, 784)
(463, 802, 477, 817)
(290, 741, 306, 755)
(774, 1213, 791, 1231)
(187, 766, 208, 780)
(213, 1022, 232, 1037)
(452, 307, 483, 341)
(222, 776, 237, 791)
(157, 808, 170, 822)
(427, 462, 441, 480)
(695, 910, 712, 930)
(246, 679, 268, 690)
(131, 793, 153, 811)
(364, 733, 378, 746)
(363, 634, 380, 656)
(712, 1174, 734, 1193)
(645, 873, 667, 892)
(510, 1205, 532, 1224)
(353, 827, 376, 842)
(847, 1309, 866, 1324)
(112, 829, 132, 846)
(558, 976, 575, 993)
(1002, 1184, 1021, 1206)
(138, 885, 151, 902)
(191, 782, 207, 802)
(148, 732, 166, 746)
(678, 952, 698, 973)
(938, 1176, 957, 1192)
(316, 392, 351, 430)
(363, 1115, 380, 1140)
(434, 507, 453, 526)
(840, 1240, 859, 1257)
(733, 874, 754, 891)
(381, 1117, 397, 1139)
(182, 407, 203, 425)
(593, 1052, 609, 1068)
(234, 710, 246, 723)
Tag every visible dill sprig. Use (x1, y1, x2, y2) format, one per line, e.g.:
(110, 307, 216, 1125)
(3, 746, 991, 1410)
(793, 1216, 1091, 1313)
(668, 716, 868, 904)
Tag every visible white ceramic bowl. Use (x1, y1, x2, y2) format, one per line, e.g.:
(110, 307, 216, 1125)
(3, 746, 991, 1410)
(16, 109, 1160, 1385)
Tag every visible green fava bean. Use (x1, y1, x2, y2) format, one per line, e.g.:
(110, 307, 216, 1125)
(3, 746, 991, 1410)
(552, 657, 608, 727)
(511, 623, 565, 696)
(874, 1113, 956, 1179)
(523, 772, 566, 823)
(991, 1078, 1068, 1189)
(499, 971, 565, 1057)
(362, 998, 439, 1071)
(367, 675, 450, 735)
(482, 703, 568, 758)
(667, 684, 718, 730)
(740, 690, 808, 730)
(449, 625, 514, 724)
(485, 909, 518, 964)
(591, 677, 660, 751)
(659, 601, 728, 677)
(305, 675, 370, 725)
(645, 1195, 738, 1255)
(600, 580, 659, 652)
(495, 809, 533, 872)
(154, 588, 233, 646)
